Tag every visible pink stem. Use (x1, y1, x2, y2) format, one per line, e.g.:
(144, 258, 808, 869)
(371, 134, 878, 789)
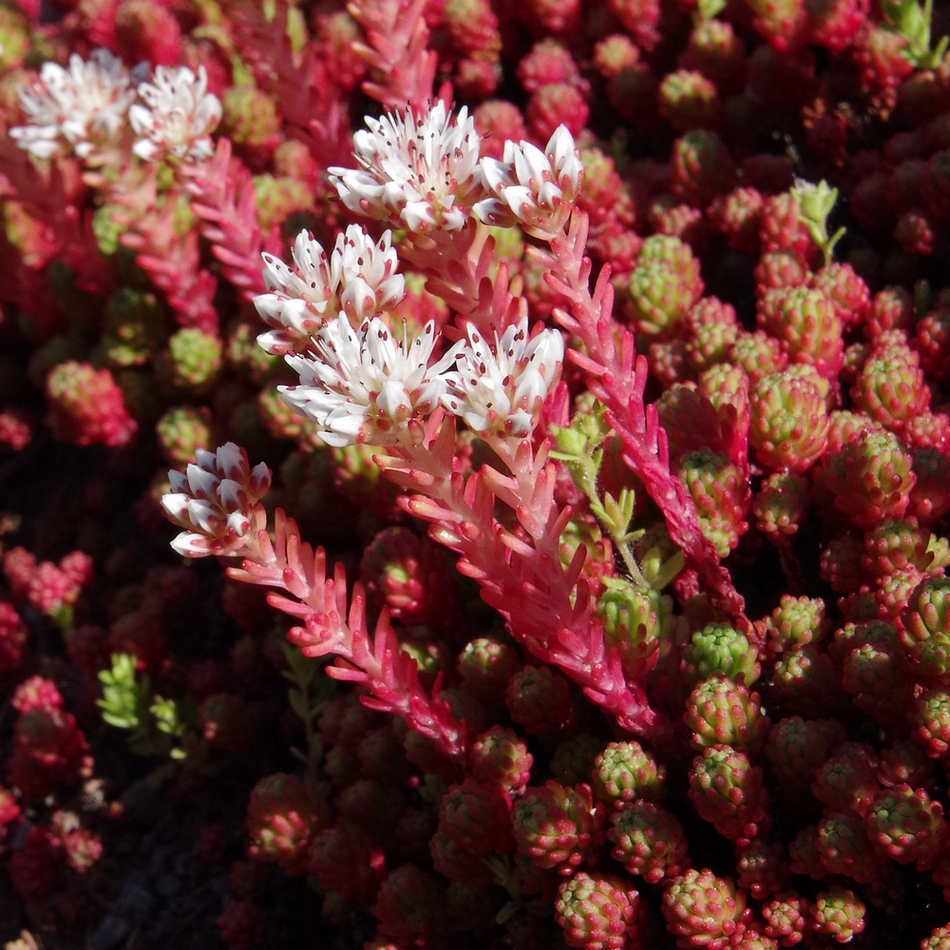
(538, 212, 751, 634)
(226, 508, 469, 759)
(376, 418, 660, 735)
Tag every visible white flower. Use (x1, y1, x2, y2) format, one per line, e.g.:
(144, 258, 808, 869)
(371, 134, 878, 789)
(473, 125, 583, 237)
(281, 315, 452, 447)
(162, 443, 272, 557)
(441, 318, 564, 439)
(327, 101, 485, 233)
(254, 225, 405, 356)
(10, 49, 140, 160)
(129, 65, 221, 163)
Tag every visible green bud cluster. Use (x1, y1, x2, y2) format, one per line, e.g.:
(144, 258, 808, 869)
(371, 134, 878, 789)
(165, 327, 223, 391)
(682, 622, 759, 687)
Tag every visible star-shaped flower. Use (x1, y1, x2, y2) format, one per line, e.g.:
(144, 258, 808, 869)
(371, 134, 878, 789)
(328, 102, 486, 232)
(281, 315, 455, 447)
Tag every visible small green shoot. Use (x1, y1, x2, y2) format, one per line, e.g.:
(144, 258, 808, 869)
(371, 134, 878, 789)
(791, 179, 846, 267)
(882, 0, 949, 68)
(282, 643, 334, 768)
(696, 0, 727, 20)
(551, 403, 680, 590)
(98, 653, 192, 759)
(98, 652, 143, 730)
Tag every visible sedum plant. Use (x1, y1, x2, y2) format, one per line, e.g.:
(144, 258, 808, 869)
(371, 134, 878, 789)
(0, 0, 949, 947)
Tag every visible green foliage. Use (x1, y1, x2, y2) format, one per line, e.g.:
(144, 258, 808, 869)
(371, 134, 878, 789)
(92, 205, 125, 256)
(551, 408, 637, 541)
(48, 603, 75, 637)
(150, 696, 189, 760)
(791, 179, 845, 266)
(552, 403, 678, 590)
(282, 644, 335, 767)
(98, 653, 142, 730)
(696, 0, 726, 19)
(551, 402, 610, 499)
(97, 654, 192, 759)
(882, 0, 949, 68)
(635, 534, 687, 591)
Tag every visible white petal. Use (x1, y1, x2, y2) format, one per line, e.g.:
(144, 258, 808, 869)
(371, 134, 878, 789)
(161, 492, 191, 523)
(216, 443, 246, 480)
(194, 447, 216, 469)
(501, 185, 535, 217)
(513, 141, 551, 186)
(256, 329, 293, 356)
(132, 139, 159, 162)
(217, 478, 243, 511)
(472, 197, 511, 226)
(186, 464, 219, 500)
(171, 531, 211, 557)
(128, 103, 154, 135)
(248, 462, 271, 497)
(186, 499, 220, 534)
(341, 276, 374, 321)
(376, 379, 412, 418)
(479, 157, 515, 193)
(225, 510, 251, 537)
(547, 125, 579, 177)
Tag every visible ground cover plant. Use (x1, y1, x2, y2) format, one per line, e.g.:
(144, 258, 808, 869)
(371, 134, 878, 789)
(1, 0, 950, 947)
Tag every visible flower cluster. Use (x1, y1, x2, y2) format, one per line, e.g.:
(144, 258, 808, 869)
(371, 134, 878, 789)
(255, 226, 406, 355)
(128, 65, 221, 163)
(328, 101, 484, 232)
(440, 318, 565, 439)
(255, 228, 565, 451)
(280, 315, 452, 447)
(327, 100, 583, 237)
(474, 125, 584, 236)
(9, 49, 136, 159)
(161, 443, 271, 556)
(10, 49, 220, 164)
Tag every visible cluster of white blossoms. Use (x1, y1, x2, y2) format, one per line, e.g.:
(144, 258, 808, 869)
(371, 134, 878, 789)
(9, 49, 143, 160)
(10, 49, 221, 165)
(161, 444, 271, 557)
(327, 101, 583, 238)
(253, 103, 578, 448)
(441, 320, 565, 440)
(254, 226, 406, 356)
(128, 65, 222, 163)
(474, 126, 584, 237)
(164, 103, 575, 551)
(281, 315, 455, 447)
(277, 313, 564, 448)
(327, 101, 484, 233)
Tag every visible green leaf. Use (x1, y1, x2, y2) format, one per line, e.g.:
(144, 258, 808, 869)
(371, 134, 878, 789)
(696, 0, 726, 19)
(97, 653, 142, 730)
(792, 179, 845, 265)
(883, 0, 927, 42)
(288, 687, 308, 720)
(101, 711, 135, 729)
(282, 641, 323, 687)
(150, 696, 183, 737)
(48, 603, 74, 636)
(602, 489, 636, 537)
(882, 0, 948, 66)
